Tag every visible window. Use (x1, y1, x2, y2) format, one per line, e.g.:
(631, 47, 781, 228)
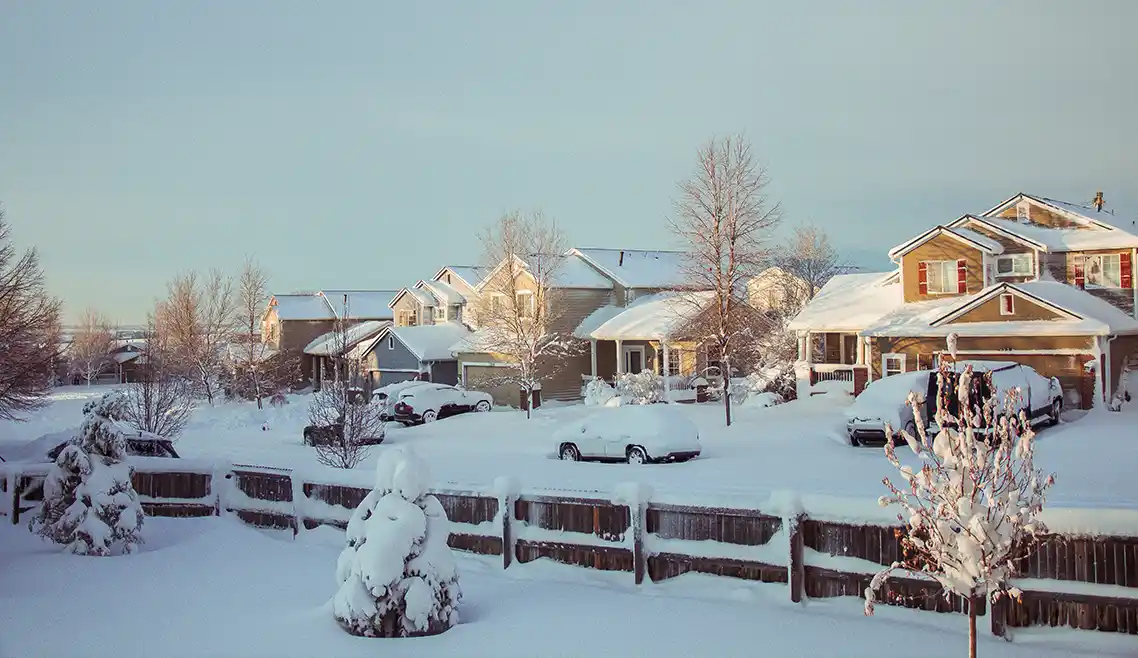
(450, 305, 462, 321)
(922, 260, 959, 294)
(387, 336, 394, 350)
(996, 253, 1033, 278)
(882, 354, 906, 377)
(1016, 201, 1031, 222)
(398, 309, 417, 326)
(1086, 254, 1122, 288)
(999, 293, 1015, 316)
(490, 294, 505, 314)
(445, 273, 452, 284)
(433, 305, 446, 321)
(516, 291, 534, 318)
(657, 347, 682, 377)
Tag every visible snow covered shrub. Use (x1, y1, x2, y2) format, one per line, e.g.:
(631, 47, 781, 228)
(866, 362, 1055, 657)
(119, 370, 195, 438)
(333, 447, 461, 638)
(615, 371, 664, 405)
(30, 391, 144, 556)
(583, 377, 617, 407)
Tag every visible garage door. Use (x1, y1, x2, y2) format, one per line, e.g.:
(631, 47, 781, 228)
(462, 365, 521, 408)
(379, 371, 418, 387)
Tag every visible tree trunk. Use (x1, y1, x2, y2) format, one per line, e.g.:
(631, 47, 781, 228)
(722, 353, 732, 427)
(968, 595, 978, 658)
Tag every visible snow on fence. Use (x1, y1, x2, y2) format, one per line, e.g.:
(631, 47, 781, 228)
(4, 461, 1138, 638)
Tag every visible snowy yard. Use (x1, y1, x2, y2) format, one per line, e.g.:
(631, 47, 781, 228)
(2, 515, 1134, 658)
(3, 387, 1138, 511)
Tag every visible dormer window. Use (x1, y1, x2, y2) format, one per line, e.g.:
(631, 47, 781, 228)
(996, 253, 1033, 278)
(1016, 201, 1031, 222)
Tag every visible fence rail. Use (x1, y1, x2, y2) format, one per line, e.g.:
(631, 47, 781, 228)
(4, 461, 1137, 639)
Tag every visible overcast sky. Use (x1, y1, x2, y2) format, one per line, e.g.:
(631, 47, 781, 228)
(2, 1, 1136, 324)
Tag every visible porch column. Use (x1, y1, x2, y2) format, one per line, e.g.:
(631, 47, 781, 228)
(803, 333, 813, 365)
(661, 340, 672, 403)
(855, 335, 866, 366)
(590, 339, 598, 377)
(796, 332, 806, 361)
(615, 339, 624, 375)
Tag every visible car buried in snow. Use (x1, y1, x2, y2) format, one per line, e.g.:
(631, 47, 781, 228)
(391, 384, 494, 425)
(553, 404, 701, 465)
(372, 380, 435, 422)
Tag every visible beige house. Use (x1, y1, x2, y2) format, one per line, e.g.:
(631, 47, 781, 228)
(789, 192, 1138, 409)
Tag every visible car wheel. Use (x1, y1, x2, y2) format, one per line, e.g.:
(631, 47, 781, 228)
(475, 400, 491, 412)
(848, 433, 860, 447)
(303, 429, 314, 446)
(1049, 399, 1062, 426)
(559, 443, 580, 462)
(422, 410, 438, 423)
(626, 446, 649, 465)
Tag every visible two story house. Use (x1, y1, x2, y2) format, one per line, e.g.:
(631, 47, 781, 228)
(789, 192, 1138, 409)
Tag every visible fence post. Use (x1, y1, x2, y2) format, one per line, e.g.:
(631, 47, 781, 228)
(495, 477, 520, 570)
(291, 473, 305, 537)
(632, 497, 647, 586)
(789, 513, 805, 603)
(10, 472, 20, 526)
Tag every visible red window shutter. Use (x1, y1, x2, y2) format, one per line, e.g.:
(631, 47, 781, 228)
(1121, 252, 1133, 289)
(957, 259, 967, 293)
(918, 261, 928, 295)
(1073, 256, 1085, 289)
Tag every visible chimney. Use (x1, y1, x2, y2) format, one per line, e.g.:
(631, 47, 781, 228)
(618, 250, 625, 267)
(1093, 191, 1104, 212)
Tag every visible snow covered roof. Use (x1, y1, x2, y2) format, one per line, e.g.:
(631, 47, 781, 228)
(550, 254, 615, 289)
(888, 225, 1003, 259)
(434, 265, 486, 288)
(984, 193, 1137, 232)
(270, 294, 334, 321)
(321, 290, 400, 321)
(962, 216, 1138, 252)
(573, 304, 628, 339)
(787, 272, 902, 332)
(303, 320, 391, 356)
(376, 322, 472, 362)
(418, 280, 466, 305)
(113, 351, 143, 364)
(390, 286, 439, 309)
(568, 248, 689, 289)
(448, 327, 497, 355)
(578, 291, 716, 340)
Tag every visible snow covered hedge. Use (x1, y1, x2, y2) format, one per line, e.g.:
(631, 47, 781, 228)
(333, 447, 461, 638)
(29, 391, 145, 556)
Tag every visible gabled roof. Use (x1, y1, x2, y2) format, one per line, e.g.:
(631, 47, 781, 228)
(367, 322, 471, 362)
(388, 286, 439, 309)
(269, 294, 334, 321)
(786, 272, 902, 333)
(983, 192, 1134, 232)
(929, 283, 1080, 326)
(321, 290, 400, 321)
(433, 265, 486, 289)
(474, 253, 613, 292)
(303, 320, 391, 356)
(574, 291, 717, 341)
(568, 248, 689, 289)
(417, 280, 465, 305)
(887, 225, 1004, 259)
(947, 215, 1049, 251)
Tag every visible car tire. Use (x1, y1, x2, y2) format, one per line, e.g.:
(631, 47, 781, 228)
(422, 410, 438, 423)
(848, 433, 860, 447)
(559, 443, 580, 461)
(627, 446, 649, 465)
(1049, 399, 1062, 427)
(475, 400, 491, 412)
(303, 429, 314, 446)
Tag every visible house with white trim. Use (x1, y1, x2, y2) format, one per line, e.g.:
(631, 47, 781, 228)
(789, 192, 1138, 408)
(357, 321, 472, 387)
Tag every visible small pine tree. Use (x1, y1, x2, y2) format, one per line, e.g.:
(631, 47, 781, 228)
(30, 391, 145, 555)
(333, 447, 460, 637)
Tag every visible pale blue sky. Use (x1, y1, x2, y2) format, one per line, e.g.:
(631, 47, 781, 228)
(2, 1, 1136, 323)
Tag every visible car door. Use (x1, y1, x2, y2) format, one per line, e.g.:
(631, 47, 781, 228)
(571, 421, 606, 458)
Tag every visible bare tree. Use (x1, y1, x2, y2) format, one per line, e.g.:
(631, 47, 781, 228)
(233, 257, 272, 408)
(0, 208, 64, 421)
(775, 224, 850, 312)
(70, 308, 116, 386)
(670, 135, 782, 426)
(307, 305, 384, 469)
(160, 269, 236, 404)
(469, 211, 583, 418)
(118, 311, 196, 438)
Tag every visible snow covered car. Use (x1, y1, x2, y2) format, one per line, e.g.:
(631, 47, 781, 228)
(303, 415, 385, 446)
(373, 380, 435, 422)
(392, 384, 493, 425)
(553, 404, 701, 464)
(845, 371, 930, 446)
(6, 427, 182, 463)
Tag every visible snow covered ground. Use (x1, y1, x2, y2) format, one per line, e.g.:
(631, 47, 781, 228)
(3, 386, 1137, 512)
(2, 516, 1134, 658)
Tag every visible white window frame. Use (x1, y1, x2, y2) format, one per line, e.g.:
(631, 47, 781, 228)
(490, 293, 506, 314)
(623, 345, 646, 374)
(882, 353, 906, 377)
(999, 293, 1015, 316)
(387, 336, 394, 350)
(995, 253, 1033, 278)
(1085, 254, 1122, 288)
(433, 305, 446, 322)
(1016, 201, 1031, 222)
(515, 290, 535, 318)
(924, 260, 959, 295)
(397, 309, 417, 326)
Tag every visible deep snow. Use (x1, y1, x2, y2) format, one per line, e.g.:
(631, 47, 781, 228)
(1, 516, 1133, 658)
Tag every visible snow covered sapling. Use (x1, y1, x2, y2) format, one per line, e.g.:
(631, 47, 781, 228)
(30, 391, 145, 556)
(865, 363, 1055, 658)
(615, 371, 664, 405)
(333, 447, 461, 637)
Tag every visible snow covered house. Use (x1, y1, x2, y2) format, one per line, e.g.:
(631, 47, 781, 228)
(357, 321, 472, 387)
(789, 192, 1138, 409)
(261, 289, 400, 383)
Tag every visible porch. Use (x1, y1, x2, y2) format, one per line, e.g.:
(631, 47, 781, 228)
(795, 331, 871, 396)
(584, 337, 702, 402)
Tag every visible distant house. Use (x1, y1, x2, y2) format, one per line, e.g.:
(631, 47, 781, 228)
(789, 192, 1138, 408)
(389, 266, 484, 327)
(261, 289, 400, 383)
(303, 319, 391, 386)
(358, 322, 472, 388)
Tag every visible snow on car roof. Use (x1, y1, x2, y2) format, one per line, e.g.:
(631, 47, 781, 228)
(582, 291, 716, 340)
(569, 248, 689, 289)
(787, 272, 901, 332)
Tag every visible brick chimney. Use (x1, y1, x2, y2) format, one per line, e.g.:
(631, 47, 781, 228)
(1093, 190, 1104, 212)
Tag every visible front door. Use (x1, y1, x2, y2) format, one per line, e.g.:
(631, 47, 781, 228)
(623, 346, 645, 374)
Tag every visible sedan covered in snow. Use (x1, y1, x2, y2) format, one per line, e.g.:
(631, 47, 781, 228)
(373, 380, 434, 422)
(392, 384, 493, 425)
(845, 371, 930, 446)
(553, 404, 701, 464)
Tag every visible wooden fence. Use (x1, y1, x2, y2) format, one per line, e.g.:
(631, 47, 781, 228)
(4, 462, 1138, 639)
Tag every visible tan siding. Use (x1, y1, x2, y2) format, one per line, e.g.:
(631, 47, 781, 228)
(549, 288, 614, 335)
(1062, 250, 1135, 315)
(460, 364, 520, 407)
(901, 235, 984, 303)
(996, 202, 1083, 229)
(964, 221, 1037, 254)
(391, 294, 422, 327)
(950, 294, 1063, 323)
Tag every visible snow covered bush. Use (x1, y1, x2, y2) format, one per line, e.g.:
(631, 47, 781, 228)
(866, 362, 1055, 657)
(333, 447, 461, 638)
(728, 369, 791, 406)
(583, 377, 618, 407)
(615, 371, 664, 405)
(29, 391, 145, 556)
